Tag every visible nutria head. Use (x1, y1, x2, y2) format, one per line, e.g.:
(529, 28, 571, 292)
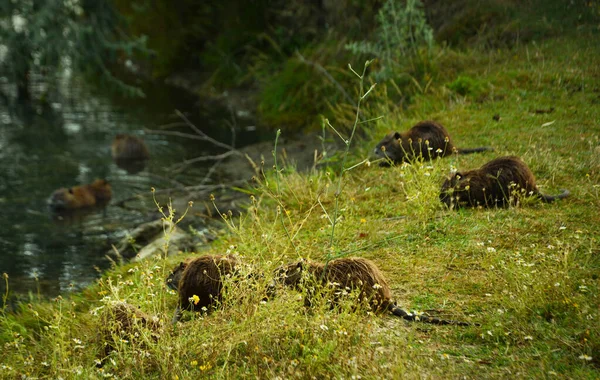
(440, 172, 463, 207)
(374, 132, 404, 163)
(48, 187, 74, 210)
(166, 261, 188, 291)
(273, 260, 305, 288)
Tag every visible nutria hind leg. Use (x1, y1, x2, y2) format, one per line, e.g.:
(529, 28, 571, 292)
(171, 305, 182, 325)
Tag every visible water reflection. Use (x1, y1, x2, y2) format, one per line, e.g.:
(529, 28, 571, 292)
(0, 77, 261, 299)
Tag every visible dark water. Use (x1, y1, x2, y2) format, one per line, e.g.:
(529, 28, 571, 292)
(0, 76, 262, 299)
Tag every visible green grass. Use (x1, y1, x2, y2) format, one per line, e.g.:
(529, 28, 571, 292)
(2, 31, 600, 378)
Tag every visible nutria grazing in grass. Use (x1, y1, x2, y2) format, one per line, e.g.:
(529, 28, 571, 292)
(374, 120, 492, 164)
(98, 302, 162, 366)
(48, 179, 112, 211)
(168, 255, 239, 323)
(274, 257, 472, 326)
(440, 156, 570, 208)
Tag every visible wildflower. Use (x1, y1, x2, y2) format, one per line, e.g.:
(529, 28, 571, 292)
(373, 283, 382, 289)
(320, 324, 329, 331)
(199, 363, 212, 371)
(151, 187, 155, 193)
(360, 218, 366, 223)
(487, 247, 497, 253)
(190, 360, 198, 366)
(436, 148, 443, 154)
(524, 336, 533, 341)
(189, 295, 200, 305)
(579, 354, 592, 361)
(554, 283, 560, 287)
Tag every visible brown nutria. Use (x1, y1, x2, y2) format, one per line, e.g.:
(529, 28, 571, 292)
(168, 255, 239, 323)
(48, 179, 112, 211)
(274, 257, 472, 326)
(112, 134, 150, 174)
(440, 156, 570, 209)
(374, 120, 492, 164)
(98, 302, 162, 365)
(111, 134, 150, 161)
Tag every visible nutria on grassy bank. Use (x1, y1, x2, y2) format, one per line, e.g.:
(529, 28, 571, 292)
(167, 255, 239, 323)
(98, 302, 162, 365)
(274, 257, 472, 326)
(440, 156, 570, 208)
(374, 120, 492, 164)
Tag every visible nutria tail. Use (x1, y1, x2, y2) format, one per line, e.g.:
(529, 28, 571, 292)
(389, 305, 473, 326)
(540, 189, 570, 203)
(456, 147, 494, 155)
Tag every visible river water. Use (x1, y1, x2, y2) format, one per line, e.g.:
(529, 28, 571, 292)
(0, 76, 262, 299)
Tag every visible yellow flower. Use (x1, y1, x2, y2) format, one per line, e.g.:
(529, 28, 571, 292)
(200, 363, 212, 371)
(190, 360, 198, 366)
(190, 295, 200, 305)
(360, 218, 366, 223)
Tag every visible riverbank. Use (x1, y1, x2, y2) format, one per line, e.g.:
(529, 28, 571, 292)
(2, 32, 599, 378)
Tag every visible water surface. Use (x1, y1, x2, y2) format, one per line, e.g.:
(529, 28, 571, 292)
(0, 76, 261, 299)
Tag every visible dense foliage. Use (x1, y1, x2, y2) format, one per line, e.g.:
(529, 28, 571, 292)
(0, 0, 148, 101)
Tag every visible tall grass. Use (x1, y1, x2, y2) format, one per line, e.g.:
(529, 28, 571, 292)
(1, 32, 600, 378)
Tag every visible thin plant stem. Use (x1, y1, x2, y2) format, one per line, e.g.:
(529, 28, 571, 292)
(273, 129, 298, 253)
(327, 60, 376, 260)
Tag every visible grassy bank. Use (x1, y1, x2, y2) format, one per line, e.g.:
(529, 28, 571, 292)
(2, 31, 599, 378)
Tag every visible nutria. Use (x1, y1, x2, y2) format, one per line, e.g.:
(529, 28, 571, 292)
(168, 255, 239, 323)
(98, 302, 162, 365)
(111, 134, 150, 160)
(111, 134, 150, 174)
(48, 179, 112, 211)
(274, 257, 472, 326)
(440, 156, 570, 208)
(374, 120, 492, 164)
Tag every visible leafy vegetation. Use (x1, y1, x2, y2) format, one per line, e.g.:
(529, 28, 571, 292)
(0, 0, 149, 100)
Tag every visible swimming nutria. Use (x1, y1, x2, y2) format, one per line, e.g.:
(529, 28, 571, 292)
(111, 134, 150, 161)
(48, 179, 112, 211)
(274, 257, 472, 326)
(168, 255, 239, 323)
(374, 120, 492, 164)
(440, 156, 570, 208)
(98, 302, 162, 365)
(112, 134, 150, 174)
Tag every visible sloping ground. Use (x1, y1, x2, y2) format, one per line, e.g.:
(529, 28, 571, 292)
(1, 32, 599, 378)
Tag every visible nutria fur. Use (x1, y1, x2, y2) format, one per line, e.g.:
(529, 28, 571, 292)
(99, 302, 162, 365)
(374, 120, 492, 164)
(168, 255, 239, 323)
(48, 179, 112, 211)
(440, 156, 570, 208)
(274, 257, 472, 326)
(111, 134, 150, 161)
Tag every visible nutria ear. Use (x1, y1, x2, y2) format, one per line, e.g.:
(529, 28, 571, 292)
(394, 132, 401, 139)
(68, 188, 74, 194)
